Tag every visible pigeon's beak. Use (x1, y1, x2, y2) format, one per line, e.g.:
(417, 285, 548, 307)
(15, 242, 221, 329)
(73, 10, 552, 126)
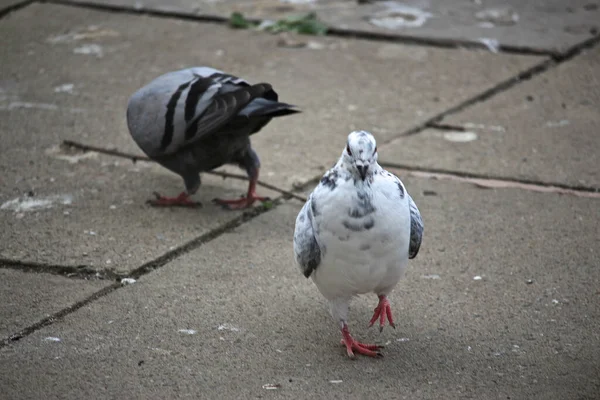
(356, 164, 368, 180)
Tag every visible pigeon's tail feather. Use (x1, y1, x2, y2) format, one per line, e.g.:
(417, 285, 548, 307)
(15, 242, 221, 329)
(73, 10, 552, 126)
(256, 102, 301, 118)
(240, 97, 301, 119)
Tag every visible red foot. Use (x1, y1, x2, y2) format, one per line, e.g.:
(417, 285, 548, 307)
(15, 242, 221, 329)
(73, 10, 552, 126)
(368, 295, 396, 332)
(147, 192, 202, 208)
(341, 324, 383, 359)
(212, 192, 269, 210)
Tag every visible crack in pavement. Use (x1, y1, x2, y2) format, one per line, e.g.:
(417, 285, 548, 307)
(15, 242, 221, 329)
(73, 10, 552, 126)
(42, 0, 590, 58)
(0, 0, 34, 19)
(4, 0, 599, 348)
(0, 259, 118, 280)
(0, 179, 319, 347)
(377, 33, 600, 145)
(378, 162, 600, 197)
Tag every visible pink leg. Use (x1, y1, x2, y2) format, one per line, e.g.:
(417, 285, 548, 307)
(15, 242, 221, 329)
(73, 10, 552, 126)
(368, 295, 396, 332)
(340, 323, 383, 359)
(146, 191, 202, 208)
(213, 170, 269, 210)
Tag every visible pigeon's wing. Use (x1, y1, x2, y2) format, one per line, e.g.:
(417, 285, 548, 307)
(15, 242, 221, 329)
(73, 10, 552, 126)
(407, 193, 424, 259)
(293, 197, 322, 278)
(127, 67, 275, 157)
(162, 79, 274, 156)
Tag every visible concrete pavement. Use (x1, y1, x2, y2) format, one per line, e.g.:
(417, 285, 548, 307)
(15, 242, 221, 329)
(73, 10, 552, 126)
(1, 1, 599, 399)
(60, 0, 600, 53)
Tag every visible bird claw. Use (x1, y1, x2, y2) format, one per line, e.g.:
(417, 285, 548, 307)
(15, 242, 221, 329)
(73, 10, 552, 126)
(212, 194, 271, 210)
(340, 338, 384, 359)
(368, 295, 395, 332)
(341, 324, 384, 359)
(146, 192, 202, 208)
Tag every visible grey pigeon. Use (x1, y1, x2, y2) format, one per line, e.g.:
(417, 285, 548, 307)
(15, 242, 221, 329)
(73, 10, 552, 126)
(126, 67, 300, 208)
(293, 130, 424, 358)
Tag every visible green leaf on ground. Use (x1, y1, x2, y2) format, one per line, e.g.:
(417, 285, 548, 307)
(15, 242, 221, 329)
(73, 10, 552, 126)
(229, 12, 328, 36)
(261, 200, 274, 209)
(229, 12, 259, 29)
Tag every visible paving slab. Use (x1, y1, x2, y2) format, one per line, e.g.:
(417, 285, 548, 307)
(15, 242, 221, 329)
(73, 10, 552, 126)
(0, 3, 545, 272)
(1, 174, 598, 399)
(0, 268, 108, 338)
(383, 45, 600, 189)
(2, 3, 545, 188)
(0, 105, 279, 274)
(68, 0, 600, 53)
(0, 3, 284, 274)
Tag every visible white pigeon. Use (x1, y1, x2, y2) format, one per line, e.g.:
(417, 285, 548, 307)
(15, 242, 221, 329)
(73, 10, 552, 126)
(293, 130, 424, 358)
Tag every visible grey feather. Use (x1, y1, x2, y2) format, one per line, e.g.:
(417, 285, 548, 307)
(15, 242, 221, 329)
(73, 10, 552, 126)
(126, 67, 300, 194)
(293, 199, 322, 278)
(407, 194, 423, 259)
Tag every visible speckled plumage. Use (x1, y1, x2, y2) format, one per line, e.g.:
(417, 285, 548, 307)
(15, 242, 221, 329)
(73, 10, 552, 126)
(293, 130, 423, 358)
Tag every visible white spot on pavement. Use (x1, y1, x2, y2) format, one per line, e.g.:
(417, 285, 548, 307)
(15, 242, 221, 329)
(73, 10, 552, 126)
(329, 380, 343, 384)
(478, 21, 495, 28)
(217, 323, 240, 332)
(473, 275, 483, 280)
(478, 38, 500, 53)
(421, 274, 441, 280)
(262, 383, 281, 390)
(73, 44, 103, 58)
(546, 119, 570, 128)
(47, 26, 120, 43)
(43, 337, 61, 342)
(368, 3, 432, 29)
(443, 131, 478, 143)
(178, 329, 197, 335)
(464, 122, 505, 132)
(306, 41, 325, 50)
(45, 145, 98, 163)
(150, 347, 172, 355)
(552, 299, 559, 304)
(475, 8, 519, 26)
(396, 337, 410, 342)
(54, 83, 75, 94)
(0, 101, 58, 111)
(121, 278, 136, 285)
(1, 194, 73, 213)
(0, 101, 84, 113)
(280, 0, 316, 4)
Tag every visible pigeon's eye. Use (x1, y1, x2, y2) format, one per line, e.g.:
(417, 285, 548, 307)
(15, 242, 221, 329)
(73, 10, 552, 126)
(346, 144, 352, 156)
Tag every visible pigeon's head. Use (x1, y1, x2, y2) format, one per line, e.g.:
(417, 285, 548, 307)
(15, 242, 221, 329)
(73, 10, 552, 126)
(342, 130, 378, 180)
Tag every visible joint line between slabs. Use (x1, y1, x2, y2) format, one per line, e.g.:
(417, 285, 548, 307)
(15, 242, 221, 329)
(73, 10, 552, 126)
(40, 0, 575, 58)
(0, 197, 285, 347)
(0, 0, 34, 18)
(382, 33, 600, 143)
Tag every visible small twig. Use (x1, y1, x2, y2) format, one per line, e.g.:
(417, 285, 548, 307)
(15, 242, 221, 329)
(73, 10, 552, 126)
(61, 140, 307, 202)
(62, 140, 150, 163)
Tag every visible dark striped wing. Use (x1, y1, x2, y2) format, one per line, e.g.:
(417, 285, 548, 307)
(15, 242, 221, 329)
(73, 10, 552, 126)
(160, 74, 273, 156)
(293, 198, 322, 278)
(408, 194, 423, 259)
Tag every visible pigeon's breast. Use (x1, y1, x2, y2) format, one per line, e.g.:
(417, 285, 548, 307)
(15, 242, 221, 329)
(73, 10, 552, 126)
(315, 179, 410, 263)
